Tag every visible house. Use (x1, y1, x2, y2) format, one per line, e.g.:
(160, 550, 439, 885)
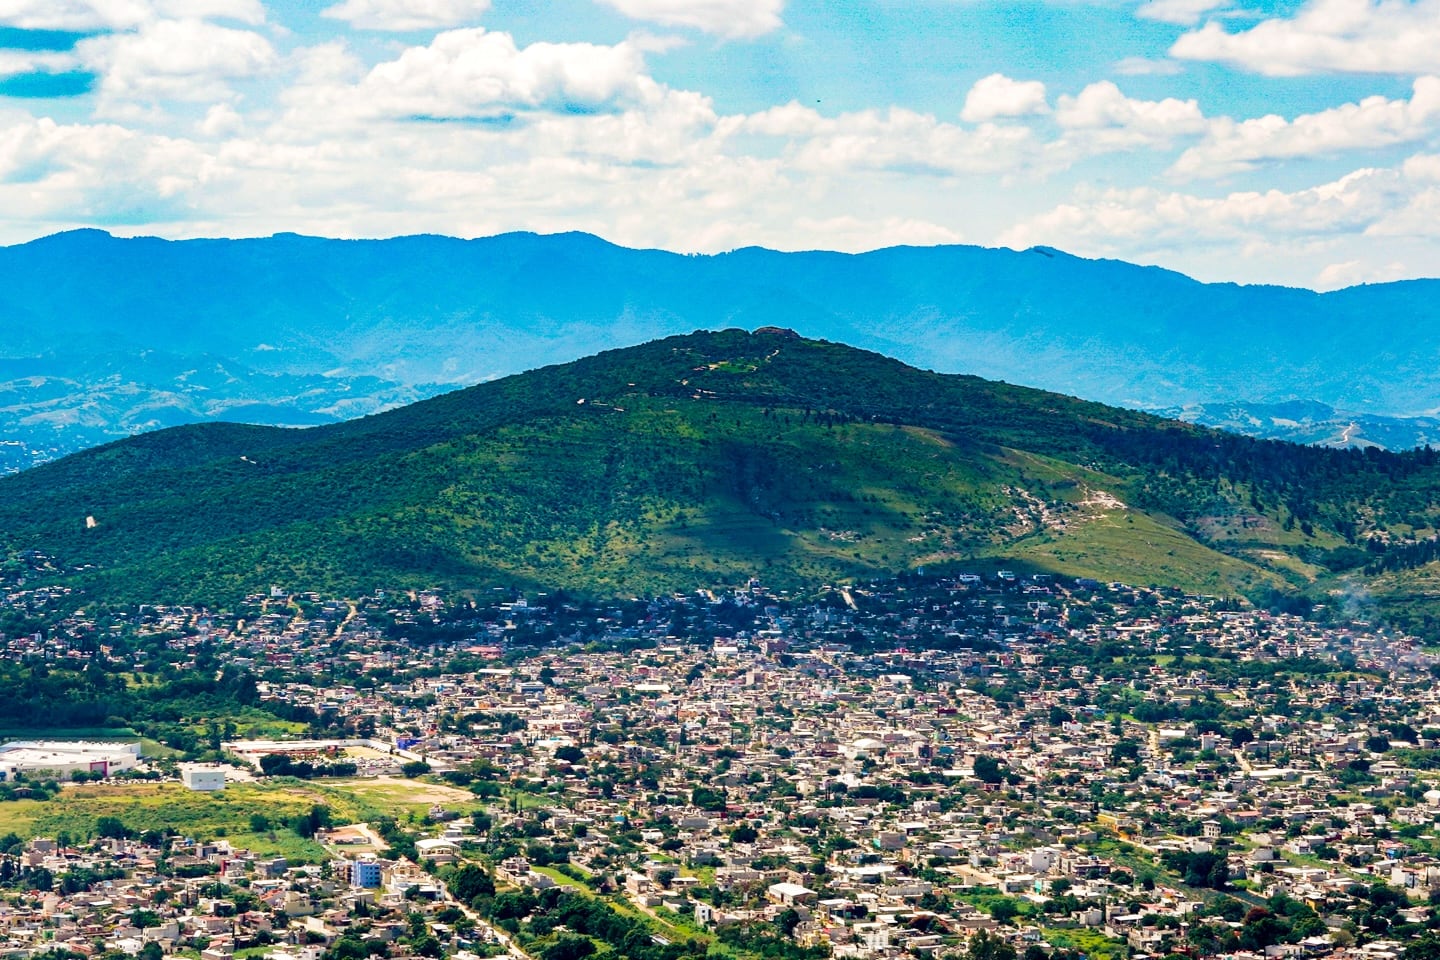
(414, 839, 459, 863)
(767, 882, 817, 906)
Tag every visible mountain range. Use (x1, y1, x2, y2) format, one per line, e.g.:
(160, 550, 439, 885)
(4, 229, 1440, 472)
(5, 329, 1440, 632)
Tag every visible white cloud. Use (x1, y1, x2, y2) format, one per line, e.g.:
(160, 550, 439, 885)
(0, 0, 153, 30)
(0, 113, 215, 225)
(1315, 258, 1410, 288)
(1113, 56, 1183, 76)
(743, 103, 1041, 176)
(1403, 152, 1440, 180)
(960, 73, 1048, 123)
(321, 28, 658, 121)
(154, 0, 264, 24)
(199, 103, 243, 137)
(320, 0, 492, 32)
(1136, 0, 1229, 26)
(5, 1, 1440, 292)
(77, 18, 276, 105)
(1171, 76, 1440, 178)
(596, 0, 783, 38)
(0, 0, 263, 30)
(1171, 0, 1440, 76)
(791, 215, 963, 249)
(0, 50, 81, 78)
(1056, 81, 1206, 136)
(997, 164, 1430, 273)
(1052, 81, 1207, 154)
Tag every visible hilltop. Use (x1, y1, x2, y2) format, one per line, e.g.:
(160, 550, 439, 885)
(5, 330, 1440, 629)
(4, 230, 1440, 471)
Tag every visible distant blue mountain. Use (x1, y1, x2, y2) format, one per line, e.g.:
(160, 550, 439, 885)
(2, 228, 1438, 470)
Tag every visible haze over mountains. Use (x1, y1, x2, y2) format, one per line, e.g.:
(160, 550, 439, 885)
(4, 228, 1440, 472)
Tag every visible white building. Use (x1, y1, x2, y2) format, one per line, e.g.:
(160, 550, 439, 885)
(179, 765, 228, 791)
(0, 741, 141, 781)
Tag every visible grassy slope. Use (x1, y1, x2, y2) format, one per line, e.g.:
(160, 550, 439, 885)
(2, 329, 1439, 612)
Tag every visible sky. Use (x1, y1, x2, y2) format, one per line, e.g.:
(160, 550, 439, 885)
(0, 0, 1437, 289)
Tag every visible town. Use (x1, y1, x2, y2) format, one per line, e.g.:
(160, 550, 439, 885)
(3, 561, 1440, 960)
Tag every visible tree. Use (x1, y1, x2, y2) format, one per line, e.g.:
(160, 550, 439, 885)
(292, 805, 332, 839)
(96, 816, 131, 839)
(260, 753, 293, 776)
(967, 929, 1017, 960)
(401, 760, 432, 778)
(973, 755, 1006, 785)
(130, 910, 161, 930)
(410, 936, 442, 958)
(541, 935, 595, 960)
(449, 864, 495, 903)
(1111, 739, 1142, 765)
(326, 938, 367, 960)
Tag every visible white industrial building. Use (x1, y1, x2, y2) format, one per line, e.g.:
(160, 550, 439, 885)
(179, 764, 228, 791)
(0, 741, 141, 781)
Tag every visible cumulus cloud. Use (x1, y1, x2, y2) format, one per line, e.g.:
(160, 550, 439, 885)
(1171, 76, 1440, 178)
(1170, 0, 1440, 76)
(334, 28, 657, 120)
(320, 0, 492, 32)
(742, 103, 1040, 176)
(0, 113, 215, 225)
(76, 18, 276, 105)
(0, 50, 81, 78)
(5, 0, 1440, 292)
(996, 164, 1434, 275)
(1052, 81, 1207, 155)
(0, 0, 263, 30)
(596, 0, 783, 38)
(960, 73, 1048, 123)
(1136, 0, 1229, 26)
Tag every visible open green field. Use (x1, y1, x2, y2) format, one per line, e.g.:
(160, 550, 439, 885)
(312, 777, 479, 819)
(1042, 927, 1128, 960)
(0, 777, 485, 862)
(1005, 505, 1286, 598)
(533, 866, 589, 890)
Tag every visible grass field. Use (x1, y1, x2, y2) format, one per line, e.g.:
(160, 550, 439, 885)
(1043, 926, 1128, 960)
(533, 865, 589, 890)
(1005, 506, 1285, 598)
(312, 777, 478, 819)
(0, 777, 485, 862)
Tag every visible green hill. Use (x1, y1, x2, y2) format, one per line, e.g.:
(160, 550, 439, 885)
(4, 329, 1440, 626)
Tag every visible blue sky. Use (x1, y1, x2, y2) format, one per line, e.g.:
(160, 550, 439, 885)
(0, 0, 1437, 288)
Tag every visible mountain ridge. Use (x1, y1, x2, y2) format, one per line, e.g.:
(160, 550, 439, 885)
(4, 229, 1440, 472)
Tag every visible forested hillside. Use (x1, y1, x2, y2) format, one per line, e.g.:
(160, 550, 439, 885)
(5, 329, 1440, 631)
